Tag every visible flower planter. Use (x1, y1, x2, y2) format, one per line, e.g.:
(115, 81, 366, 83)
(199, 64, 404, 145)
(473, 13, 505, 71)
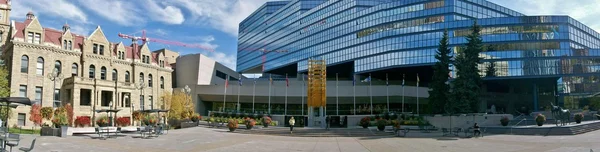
(537, 122, 543, 126)
(501, 121, 509, 126)
(362, 125, 368, 129)
(576, 120, 582, 124)
(229, 128, 236, 132)
(263, 124, 269, 128)
(377, 126, 385, 131)
(41, 127, 59, 136)
(60, 126, 69, 137)
(247, 125, 253, 130)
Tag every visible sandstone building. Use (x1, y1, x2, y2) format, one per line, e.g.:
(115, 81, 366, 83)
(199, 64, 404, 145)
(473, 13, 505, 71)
(0, 1, 175, 127)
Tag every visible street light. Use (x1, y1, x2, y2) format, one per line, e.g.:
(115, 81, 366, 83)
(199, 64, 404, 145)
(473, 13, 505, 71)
(47, 68, 63, 107)
(109, 101, 113, 126)
(136, 82, 145, 110)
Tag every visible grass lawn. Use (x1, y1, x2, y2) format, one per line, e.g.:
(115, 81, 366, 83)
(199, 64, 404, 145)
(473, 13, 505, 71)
(8, 128, 41, 134)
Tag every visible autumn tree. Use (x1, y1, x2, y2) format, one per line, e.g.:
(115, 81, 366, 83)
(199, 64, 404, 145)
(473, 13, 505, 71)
(166, 91, 194, 120)
(29, 104, 42, 127)
(0, 66, 10, 121)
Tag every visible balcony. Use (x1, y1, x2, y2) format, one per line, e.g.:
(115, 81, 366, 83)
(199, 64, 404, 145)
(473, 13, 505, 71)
(63, 76, 135, 89)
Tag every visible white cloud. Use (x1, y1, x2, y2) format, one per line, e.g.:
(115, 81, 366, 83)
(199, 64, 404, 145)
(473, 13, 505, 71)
(206, 51, 237, 70)
(489, 0, 600, 32)
(11, 0, 87, 22)
(168, 0, 273, 37)
(77, 0, 143, 26)
(144, 0, 185, 24)
(69, 24, 93, 36)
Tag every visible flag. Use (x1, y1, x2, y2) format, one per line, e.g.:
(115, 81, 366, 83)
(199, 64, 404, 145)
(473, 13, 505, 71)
(352, 75, 356, 86)
(225, 77, 229, 88)
(254, 77, 257, 84)
(402, 74, 405, 87)
(362, 76, 371, 82)
(417, 73, 420, 83)
(269, 74, 273, 85)
(286, 74, 289, 87)
(239, 75, 243, 86)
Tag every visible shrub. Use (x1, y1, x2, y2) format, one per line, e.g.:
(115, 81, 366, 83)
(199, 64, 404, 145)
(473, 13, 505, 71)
(390, 120, 400, 129)
(96, 116, 110, 127)
(132, 111, 143, 121)
(64, 103, 74, 126)
(262, 116, 272, 124)
(377, 119, 387, 127)
(74, 116, 91, 127)
(245, 118, 256, 127)
(535, 113, 546, 125)
(227, 119, 239, 129)
(40, 107, 53, 120)
(28, 104, 42, 127)
(191, 114, 202, 122)
(52, 114, 68, 128)
(143, 115, 158, 126)
(500, 116, 510, 126)
(116, 117, 131, 127)
(359, 117, 371, 127)
(574, 113, 584, 122)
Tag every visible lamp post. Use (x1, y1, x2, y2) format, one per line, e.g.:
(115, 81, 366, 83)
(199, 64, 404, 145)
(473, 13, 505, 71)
(136, 82, 145, 111)
(47, 68, 64, 107)
(109, 101, 113, 126)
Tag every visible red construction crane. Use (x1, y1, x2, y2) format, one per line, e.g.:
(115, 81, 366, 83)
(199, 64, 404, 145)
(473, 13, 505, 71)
(240, 47, 288, 72)
(118, 30, 215, 52)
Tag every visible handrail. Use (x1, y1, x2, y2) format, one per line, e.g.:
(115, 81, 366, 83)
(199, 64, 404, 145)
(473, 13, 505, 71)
(510, 117, 527, 134)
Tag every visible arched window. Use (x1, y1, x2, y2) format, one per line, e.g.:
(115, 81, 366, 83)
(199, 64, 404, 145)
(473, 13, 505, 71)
(125, 71, 130, 82)
(20, 55, 28, 73)
(112, 69, 118, 81)
(63, 40, 67, 49)
(160, 76, 164, 89)
(68, 41, 72, 50)
(36, 57, 44, 75)
(89, 65, 95, 79)
(148, 74, 153, 87)
(100, 66, 106, 80)
(139, 72, 144, 83)
(54, 60, 61, 74)
(72, 63, 78, 76)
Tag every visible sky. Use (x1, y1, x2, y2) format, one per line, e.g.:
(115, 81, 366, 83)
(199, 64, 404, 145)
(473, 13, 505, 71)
(9, 0, 600, 71)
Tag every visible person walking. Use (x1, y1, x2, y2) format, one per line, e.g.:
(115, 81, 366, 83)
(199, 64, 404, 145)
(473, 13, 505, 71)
(473, 123, 481, 137)
(325, 116, 330, 130)
(289, 117, 295, 134)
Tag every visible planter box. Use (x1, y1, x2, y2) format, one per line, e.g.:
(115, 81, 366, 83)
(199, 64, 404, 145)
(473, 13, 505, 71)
(41, 127, 59, 136)
(180, 121, 198, 129)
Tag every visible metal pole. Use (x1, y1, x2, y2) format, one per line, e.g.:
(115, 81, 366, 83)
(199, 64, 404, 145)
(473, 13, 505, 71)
(353, 75, 356, 115)
(268, 74, 271, 114)
(252, 75, 256, 113)
(369, 73, 372, 115)
(285, 73, 288, 115)
(417, 78, 420, 115)
(223, 77, 227, 112)
(336, 73, 338, 115)
(237, 74, 241, 112)
(302, 74, 305, 116)
(386, 73, 389, 113)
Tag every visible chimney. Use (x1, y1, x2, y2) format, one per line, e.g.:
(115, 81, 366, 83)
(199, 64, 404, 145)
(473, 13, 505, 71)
(26, 11, 34, 20)
(62, 22, 70, 33)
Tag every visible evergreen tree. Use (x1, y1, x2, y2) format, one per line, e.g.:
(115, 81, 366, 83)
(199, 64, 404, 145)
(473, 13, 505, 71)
(429, 30, 452, 114)
(485, 62, 496, 77)
(451, 21, 484, 113)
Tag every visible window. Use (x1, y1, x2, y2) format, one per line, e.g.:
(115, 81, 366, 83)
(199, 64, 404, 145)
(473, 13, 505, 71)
(99, 45, 104, 55)
(140, 95, 144, 110)
(54, 60, 61, 74)
(34, 33, 41, 44)
(72, 63, 78, 76)
(63, 40, 67, 49)
(20, 55, 28, 73)
(216, 70, 227, 79)
(0, 31, 3, 42)
(148, 74, 153, 87)
(139, 73, 144, 83)
(100, 66, 106, 80)
(160, 76, 164, 89)
(54, 89, 60, 108)
(19, 85, 27, 97)
(89, 65, 95, 79)
(149, 96, 153, 110)
(35, 87, 42, 102)
(93, 44, 98, 54)
(125, 71, 130, 82)
(68, 41, 72, 50)
(17, 113, 25, 126)
(142, 55, 146, 63)
(36, 57, 44, 76)
(112, 69, 118, 81)
(27, 32, 33, 43)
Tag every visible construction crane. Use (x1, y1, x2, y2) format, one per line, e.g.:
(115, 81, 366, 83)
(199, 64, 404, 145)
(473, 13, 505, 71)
(240, 47, 288, 72)
(117, 30, 215, 52)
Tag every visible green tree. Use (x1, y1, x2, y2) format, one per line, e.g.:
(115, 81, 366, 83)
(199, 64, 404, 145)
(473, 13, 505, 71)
(0, 66, 10, 121)
(485, 62, 496, 77)
(451, 21, 484, 113)
(429, 30, 452, 114)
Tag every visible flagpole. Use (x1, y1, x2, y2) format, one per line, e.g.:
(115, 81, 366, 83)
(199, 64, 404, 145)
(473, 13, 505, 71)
(223, 77, 228, 112)
(402, 74, 405, 114)
(369, 73, 373, 115)
(237, 74, 241, 112)
(353, 75, 356, 115)
(268, 74, 272, 114)
(417, 73, 420, 115)
(336, 73, 339, 115)
(386, 73, 389, 113)
(285, 73, 288, 115)
(252, 74, 256, 113)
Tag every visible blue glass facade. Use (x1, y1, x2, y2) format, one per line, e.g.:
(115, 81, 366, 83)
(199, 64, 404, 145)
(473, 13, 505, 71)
(237, 0, 600, 100)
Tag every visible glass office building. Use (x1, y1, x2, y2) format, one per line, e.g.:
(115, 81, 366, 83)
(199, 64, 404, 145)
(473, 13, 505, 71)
(237, 0, 600, 113)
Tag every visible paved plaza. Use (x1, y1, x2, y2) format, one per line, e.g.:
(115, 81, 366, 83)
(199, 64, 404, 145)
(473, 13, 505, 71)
(16, 126, 600, 152)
